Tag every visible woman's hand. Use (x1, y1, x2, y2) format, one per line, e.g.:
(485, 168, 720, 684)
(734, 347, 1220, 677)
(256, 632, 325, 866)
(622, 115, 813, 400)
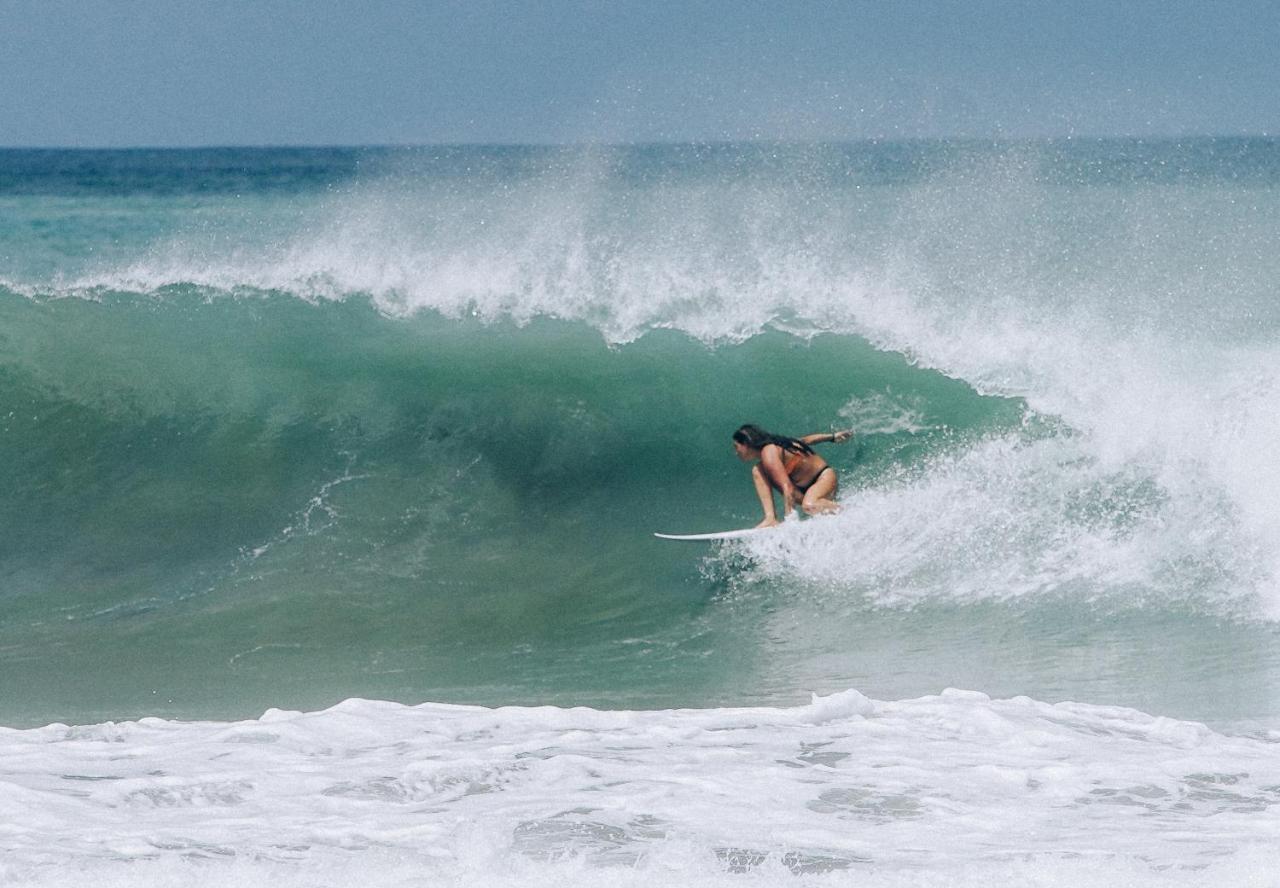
(833, 429, 854, 444)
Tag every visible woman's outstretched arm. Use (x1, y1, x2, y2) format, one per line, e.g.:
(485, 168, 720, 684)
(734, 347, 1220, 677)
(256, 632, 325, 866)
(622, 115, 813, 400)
(800, 429, 854, 446)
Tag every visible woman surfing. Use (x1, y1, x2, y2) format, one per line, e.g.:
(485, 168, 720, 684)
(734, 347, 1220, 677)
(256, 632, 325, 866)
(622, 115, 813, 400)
(732, 424, 854, 528)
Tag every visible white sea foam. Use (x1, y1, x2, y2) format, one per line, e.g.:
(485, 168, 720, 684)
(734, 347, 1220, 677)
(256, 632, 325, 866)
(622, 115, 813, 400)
(735, 433, 1259, 614)
(1, 690, 1277, 886)
(834, 289, 1280, 618)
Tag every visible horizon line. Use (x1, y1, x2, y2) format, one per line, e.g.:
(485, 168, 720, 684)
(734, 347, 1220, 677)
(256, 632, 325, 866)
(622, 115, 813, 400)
(1, 133, 1277, 152)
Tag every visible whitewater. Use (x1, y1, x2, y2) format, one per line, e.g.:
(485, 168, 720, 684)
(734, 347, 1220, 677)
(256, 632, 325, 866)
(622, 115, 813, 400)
(2, 142, 1279, 885)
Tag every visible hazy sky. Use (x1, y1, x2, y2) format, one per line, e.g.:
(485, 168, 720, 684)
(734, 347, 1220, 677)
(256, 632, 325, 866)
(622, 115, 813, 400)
(2, 0, 1278, 146)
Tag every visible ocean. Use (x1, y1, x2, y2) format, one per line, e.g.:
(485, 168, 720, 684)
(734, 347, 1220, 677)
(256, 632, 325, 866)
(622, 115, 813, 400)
(2, 141, 1279, 885)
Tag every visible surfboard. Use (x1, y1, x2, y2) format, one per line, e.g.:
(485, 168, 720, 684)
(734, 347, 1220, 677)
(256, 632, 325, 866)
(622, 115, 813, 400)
(653, 527, 766, 541)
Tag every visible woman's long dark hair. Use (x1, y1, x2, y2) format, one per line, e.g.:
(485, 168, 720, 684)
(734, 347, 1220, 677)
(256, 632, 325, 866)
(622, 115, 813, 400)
(733, 424, 813, 455)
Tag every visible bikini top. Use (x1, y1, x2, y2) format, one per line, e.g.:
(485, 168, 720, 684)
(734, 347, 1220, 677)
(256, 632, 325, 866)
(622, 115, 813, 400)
(780, 447, 824, 484)
(782, 449, 806, 477)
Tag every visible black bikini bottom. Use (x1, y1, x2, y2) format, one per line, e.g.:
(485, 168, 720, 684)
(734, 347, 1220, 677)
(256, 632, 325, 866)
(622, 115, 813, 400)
(794, 465, 834, 494)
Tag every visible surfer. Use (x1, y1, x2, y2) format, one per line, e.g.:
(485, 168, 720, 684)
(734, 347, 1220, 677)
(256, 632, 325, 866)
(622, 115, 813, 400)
(732, 424, 854, 527)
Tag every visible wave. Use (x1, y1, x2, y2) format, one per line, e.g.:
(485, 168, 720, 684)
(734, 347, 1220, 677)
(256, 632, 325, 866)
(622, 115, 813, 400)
(3, 281, 1279, 727)
(5, 142, 1280, 724)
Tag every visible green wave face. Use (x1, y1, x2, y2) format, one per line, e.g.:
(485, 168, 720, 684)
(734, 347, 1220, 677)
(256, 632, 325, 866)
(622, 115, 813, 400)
(0, 287, 1018, 723)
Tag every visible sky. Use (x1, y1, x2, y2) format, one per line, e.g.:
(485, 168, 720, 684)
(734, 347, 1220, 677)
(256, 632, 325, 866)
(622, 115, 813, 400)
(2, 0, 1278, 147)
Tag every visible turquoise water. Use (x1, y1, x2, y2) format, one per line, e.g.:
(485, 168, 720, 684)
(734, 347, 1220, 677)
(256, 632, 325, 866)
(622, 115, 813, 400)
(4, 141, 1280, 726)
(3, 142, 1280, 884)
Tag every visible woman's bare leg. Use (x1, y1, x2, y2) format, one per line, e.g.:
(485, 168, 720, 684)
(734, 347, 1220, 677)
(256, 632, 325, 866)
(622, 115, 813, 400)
(801, 470, 840, 515)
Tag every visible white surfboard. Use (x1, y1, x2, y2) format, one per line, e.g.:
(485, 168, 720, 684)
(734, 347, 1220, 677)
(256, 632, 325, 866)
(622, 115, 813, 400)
(653, 527, 766, 541)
